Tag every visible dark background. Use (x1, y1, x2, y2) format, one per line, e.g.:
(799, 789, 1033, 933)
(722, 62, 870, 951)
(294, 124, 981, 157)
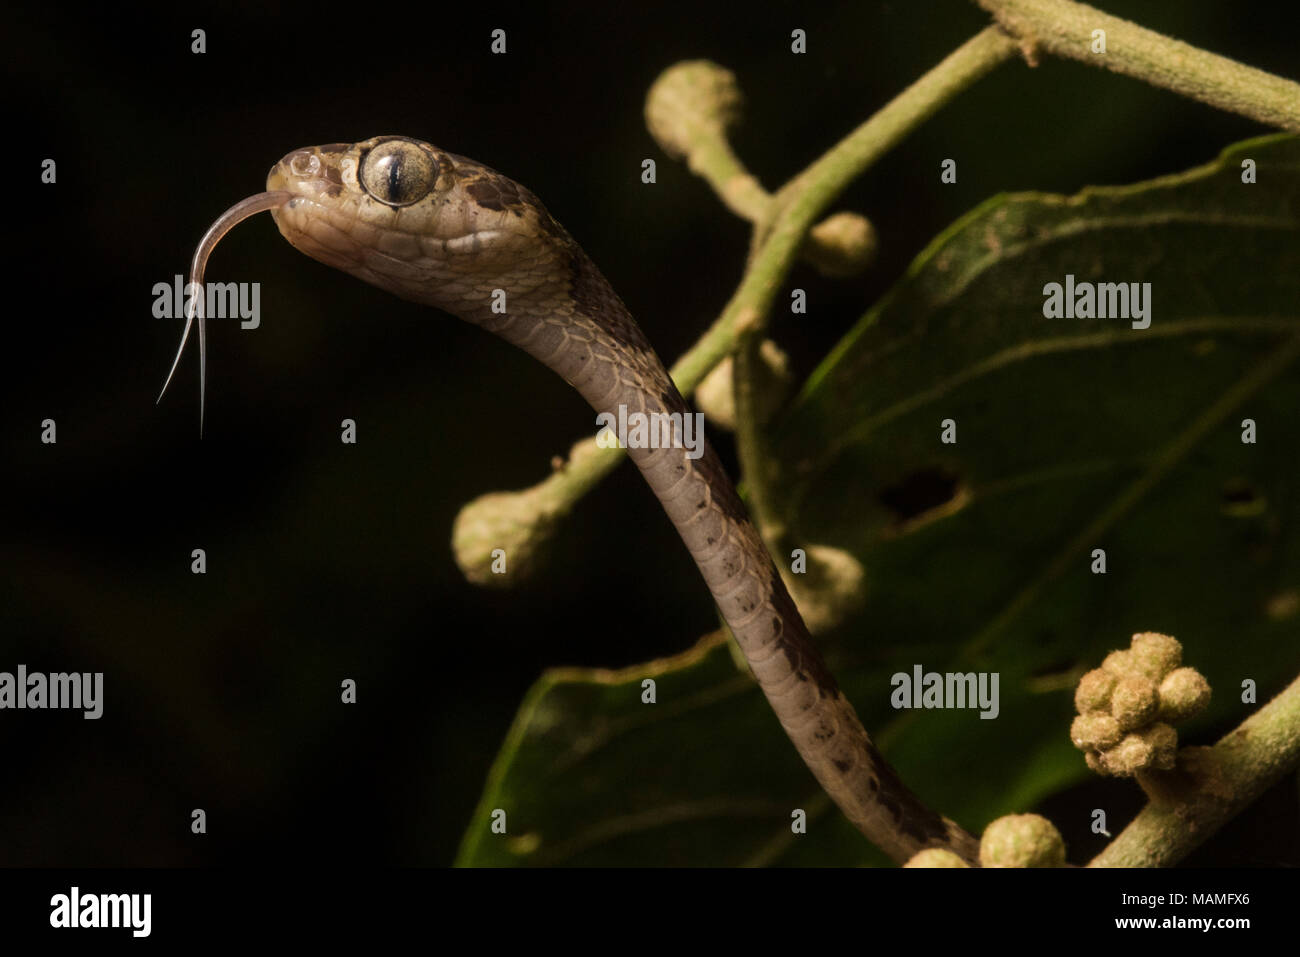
(2, 1, 1295, 865)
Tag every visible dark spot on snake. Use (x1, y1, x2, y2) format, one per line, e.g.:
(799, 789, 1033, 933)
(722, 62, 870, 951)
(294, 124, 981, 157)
(767, 617, 783, 645)
(515, 183, 567, 241)
(465, 178, 507, 211)
(868, 777, 878, 792)
(768, 566, 839, 696)
(458, 166, 549, 223)
(878, 792, 903, 825)
(322, 164, 343, 185)
(687, 450, 750, 527)
(778, 639, 805, 676)
(870, 755, 951, 844)
(447, 157, 657, 366)
(566, 246, 651, 353)
(833, 758, 851, 773)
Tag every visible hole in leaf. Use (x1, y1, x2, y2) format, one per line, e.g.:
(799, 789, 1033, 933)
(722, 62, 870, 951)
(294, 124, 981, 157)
(878, 467, 961, 522)
(1029, 654, 1075, 678)
(1221, 477, 1266, 517)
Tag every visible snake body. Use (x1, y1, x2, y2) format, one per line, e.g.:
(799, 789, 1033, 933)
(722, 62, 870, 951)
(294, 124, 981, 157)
(171, 135, 976, 864)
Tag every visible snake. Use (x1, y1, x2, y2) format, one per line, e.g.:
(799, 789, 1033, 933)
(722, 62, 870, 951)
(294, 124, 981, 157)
(160, 135, 978, 865)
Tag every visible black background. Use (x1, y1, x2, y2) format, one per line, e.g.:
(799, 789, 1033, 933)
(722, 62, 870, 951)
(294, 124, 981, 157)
(2, 0, 1295, 866)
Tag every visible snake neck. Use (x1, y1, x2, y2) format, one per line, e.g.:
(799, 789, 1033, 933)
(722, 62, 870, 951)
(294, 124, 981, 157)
(463, 239, 977, 865)
(259, 138, 977, 864)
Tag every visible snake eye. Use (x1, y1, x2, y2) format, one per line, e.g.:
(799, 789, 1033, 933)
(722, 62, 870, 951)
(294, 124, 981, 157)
(359, 139, 437, 207)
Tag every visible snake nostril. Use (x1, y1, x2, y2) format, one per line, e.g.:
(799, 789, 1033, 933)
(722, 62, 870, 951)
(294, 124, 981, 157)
(289, 151, 321, 178)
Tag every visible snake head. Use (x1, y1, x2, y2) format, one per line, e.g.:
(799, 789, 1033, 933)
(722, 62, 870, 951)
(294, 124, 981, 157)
(162, 135, 591, 430)
(267, 136, 574, 317)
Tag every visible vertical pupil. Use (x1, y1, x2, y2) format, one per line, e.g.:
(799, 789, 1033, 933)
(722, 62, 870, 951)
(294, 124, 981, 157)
(360, 143, 434, 206)
(386, 154, 403, 199)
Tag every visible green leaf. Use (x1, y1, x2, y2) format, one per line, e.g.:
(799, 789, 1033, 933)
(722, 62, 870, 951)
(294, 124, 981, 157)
(455, 632, 879, 867)
(458, 134, 1300, 866)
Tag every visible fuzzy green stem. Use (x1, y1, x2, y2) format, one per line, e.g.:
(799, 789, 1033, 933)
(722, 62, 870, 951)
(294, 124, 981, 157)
(684, 134, 771, 222)
(976, 0, 1300, 131)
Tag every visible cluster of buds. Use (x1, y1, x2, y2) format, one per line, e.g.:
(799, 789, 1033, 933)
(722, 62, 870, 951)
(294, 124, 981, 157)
(1071, 632, 1211, 776)
(907, 632, 1214, 868)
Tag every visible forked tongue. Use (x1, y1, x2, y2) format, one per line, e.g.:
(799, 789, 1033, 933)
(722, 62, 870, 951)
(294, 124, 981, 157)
(157, 190, 293, 433)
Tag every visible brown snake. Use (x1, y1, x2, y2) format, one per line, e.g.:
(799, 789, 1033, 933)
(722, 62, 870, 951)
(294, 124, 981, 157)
(160, 135, 978, 864)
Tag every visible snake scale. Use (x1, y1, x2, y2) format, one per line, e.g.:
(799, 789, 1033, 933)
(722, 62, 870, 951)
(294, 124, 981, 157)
(162, 135, 978, 865)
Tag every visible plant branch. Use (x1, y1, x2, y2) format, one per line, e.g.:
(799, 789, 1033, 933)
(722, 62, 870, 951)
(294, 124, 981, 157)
(644, 60, 877, 276)
(976, 0, 1300, 131)
(731, 25, 1019, 540)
